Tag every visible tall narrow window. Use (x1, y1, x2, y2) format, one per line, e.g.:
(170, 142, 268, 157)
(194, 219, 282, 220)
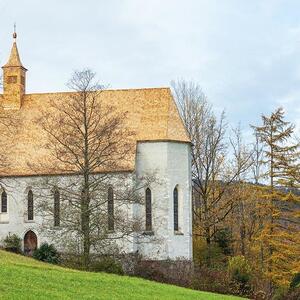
(54, 189, 60, 227)
(173, 187, 179, 231)
(108, 187, 114, 231)
(1, 191, 7, 213)
(145, 188, 152, 231)
(28, 190, 34, 221)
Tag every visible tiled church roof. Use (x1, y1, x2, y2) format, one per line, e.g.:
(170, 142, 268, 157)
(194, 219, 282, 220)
(0, 88, 190, 177)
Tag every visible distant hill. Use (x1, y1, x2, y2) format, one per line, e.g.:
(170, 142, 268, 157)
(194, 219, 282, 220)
(0, 250, 246, 300)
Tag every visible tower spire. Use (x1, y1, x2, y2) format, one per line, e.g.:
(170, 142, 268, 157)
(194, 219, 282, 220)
(2, 26, 26, 69)
(1, 26, 27, 109)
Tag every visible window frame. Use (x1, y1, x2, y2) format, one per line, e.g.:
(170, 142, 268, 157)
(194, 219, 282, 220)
(107, 187, 114, 232)
(1, 191, 7, 213)
(173, 186, 179, 232)
(27, 190, 34, 221)
(145, 188, 152, 232)
(54, 189, 60, 227)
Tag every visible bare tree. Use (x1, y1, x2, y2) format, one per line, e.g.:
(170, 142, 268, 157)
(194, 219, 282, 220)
(251, 132, 264, 185)
(171, 80, 252, 258)
(227, 126, 254, 255)
(35, 70, 155, 268)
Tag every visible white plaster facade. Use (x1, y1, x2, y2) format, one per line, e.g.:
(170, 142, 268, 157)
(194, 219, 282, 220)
(0, 141, 192, 260)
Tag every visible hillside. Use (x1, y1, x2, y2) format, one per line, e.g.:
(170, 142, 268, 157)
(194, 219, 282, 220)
(0, 250, 246, 300)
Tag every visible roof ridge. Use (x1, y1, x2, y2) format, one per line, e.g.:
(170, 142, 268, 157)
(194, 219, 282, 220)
(24, 87, 171, 96)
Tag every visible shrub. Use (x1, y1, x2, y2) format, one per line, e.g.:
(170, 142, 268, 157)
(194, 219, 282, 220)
(90, 257, 124, 275)
(290, 273, 300, 289)
(214, 228, 232, 255)
(192, 264, 254, 298)
(284, 287, 300, 300)
(59, 253, 84, 270)
(135, 261, 167, 283)
(277, 275, 300, 300)
(228, 255, 252, 284)
(228, 256, 252, 296)
(274, 287, 300, 300)
(3, 234, 22, 254)
(193, 238, 225, 268)
(33, 243, 60, 264)
(192, 266, 231, 295)
(272, 287, 289, 300)
(135, 259, 193, 287)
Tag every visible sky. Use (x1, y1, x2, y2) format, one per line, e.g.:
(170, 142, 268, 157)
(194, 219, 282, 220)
(1, 0, 300, 139)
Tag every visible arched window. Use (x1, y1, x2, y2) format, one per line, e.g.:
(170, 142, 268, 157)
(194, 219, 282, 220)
(108, 187, 114, 231)
(1, 191, 7, 213)
(173, 186, 179, 231)
(28, 190, 34, 221)
(54, 189, 60, 227)
(145, 188, 152, 231)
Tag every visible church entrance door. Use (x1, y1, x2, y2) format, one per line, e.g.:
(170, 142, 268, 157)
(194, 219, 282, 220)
(24, 230, 37, 256)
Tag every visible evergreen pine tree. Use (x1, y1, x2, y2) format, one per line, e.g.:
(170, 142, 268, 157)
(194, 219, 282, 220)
(252, 107, 300, 288)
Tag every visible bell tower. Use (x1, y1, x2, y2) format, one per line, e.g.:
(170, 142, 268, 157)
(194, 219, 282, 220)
(2, 27, 27, 109)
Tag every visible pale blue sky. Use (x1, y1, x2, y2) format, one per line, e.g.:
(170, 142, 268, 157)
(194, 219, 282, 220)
(1, 0, 300, 137)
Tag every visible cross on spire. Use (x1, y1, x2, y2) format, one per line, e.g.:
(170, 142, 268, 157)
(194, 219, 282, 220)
(13, 23, 17, 40)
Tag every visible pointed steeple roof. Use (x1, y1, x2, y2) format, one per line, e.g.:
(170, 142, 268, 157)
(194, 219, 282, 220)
(2, 29, 27, 70)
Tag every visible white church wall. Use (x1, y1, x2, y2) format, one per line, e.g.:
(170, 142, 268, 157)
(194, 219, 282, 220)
(135, 141, 192, 260)
(0, 141, 192, 261)
(0, 174, 135, 252)
(0, 177, 46, 250)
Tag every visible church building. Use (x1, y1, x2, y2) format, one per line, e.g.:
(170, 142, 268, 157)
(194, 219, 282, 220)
(0, 32, 192, 260)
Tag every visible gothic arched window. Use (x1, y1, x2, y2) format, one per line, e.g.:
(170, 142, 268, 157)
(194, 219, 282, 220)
(54, 189, 60, 227)
(108, 187, 114, 231)
(173, 186, 179, 231)
(28, 190, 34, 221)
(1, 191, 7, 213)
(145, 188, 152, 231)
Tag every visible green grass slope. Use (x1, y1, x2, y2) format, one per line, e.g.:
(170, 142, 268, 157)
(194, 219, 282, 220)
(0, 250, 246, 300)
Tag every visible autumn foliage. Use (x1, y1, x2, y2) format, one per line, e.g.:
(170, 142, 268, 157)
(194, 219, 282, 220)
(173, 80, 300, 299)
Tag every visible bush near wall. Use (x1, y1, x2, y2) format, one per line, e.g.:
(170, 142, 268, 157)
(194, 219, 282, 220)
(134, 259, 194, 288)
(3, 234, 22, 254)
(89, 257, 124, 275)
(33, 243, 60, 264)
(59, 253, 128, 275)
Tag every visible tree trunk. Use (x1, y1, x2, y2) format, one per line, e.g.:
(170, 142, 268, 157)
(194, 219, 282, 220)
(239, 199, 246, 256)
(81, 186, 90, 269)
(205, 226, 212, 266)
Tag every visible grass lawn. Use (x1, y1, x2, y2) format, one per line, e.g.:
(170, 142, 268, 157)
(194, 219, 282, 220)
(0, 250, 247, 300)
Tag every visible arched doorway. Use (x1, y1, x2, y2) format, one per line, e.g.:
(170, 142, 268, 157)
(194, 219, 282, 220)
(24, 230, 37, 256)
